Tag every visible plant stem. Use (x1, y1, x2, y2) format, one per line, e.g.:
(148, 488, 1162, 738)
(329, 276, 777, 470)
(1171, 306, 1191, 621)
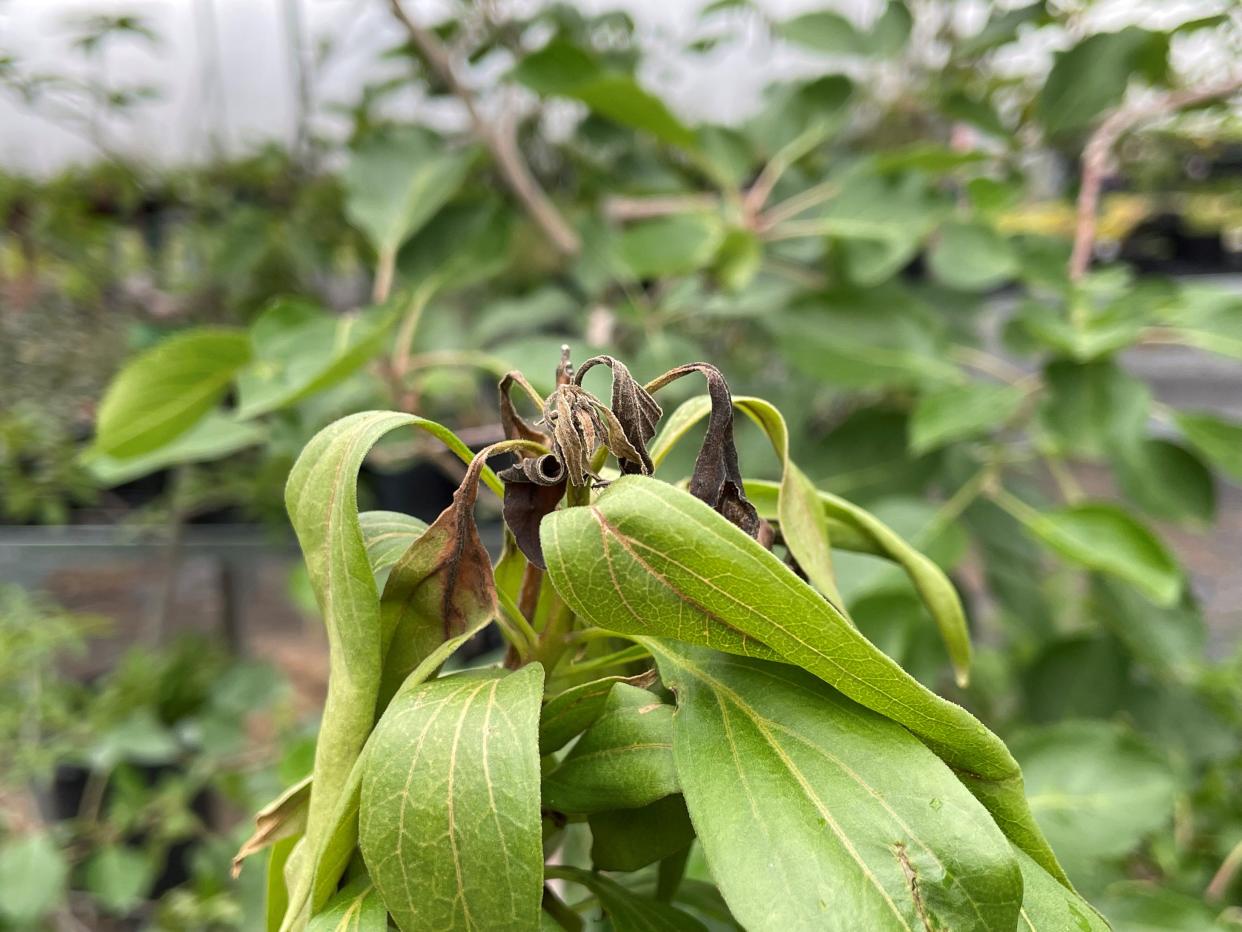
(1207, 836, 1242, 902)
(1070, 75, 1242, 281)
(386, 0, 580, 256)
(560, 644, 650, 677)
(372, 246, 396, 304)
(541, 885, 584, 932)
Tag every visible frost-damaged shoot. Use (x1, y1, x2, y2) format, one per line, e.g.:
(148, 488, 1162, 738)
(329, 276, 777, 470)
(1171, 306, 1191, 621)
(238, 349, 1111, 932)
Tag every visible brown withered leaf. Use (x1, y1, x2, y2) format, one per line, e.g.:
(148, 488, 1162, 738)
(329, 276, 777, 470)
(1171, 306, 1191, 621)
(499, 454, 567, 568)
(498, 371, 548, 448)
(375, 447, 499, 709)
(542, 384, 606, 486)
(646, 363, 761, 539)
(575, 355, 662, 474)
(231, 774, 311, 878)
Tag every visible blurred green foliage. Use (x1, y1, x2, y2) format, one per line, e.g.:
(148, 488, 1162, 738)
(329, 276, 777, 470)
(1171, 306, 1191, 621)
(3, 0, 1242, 927)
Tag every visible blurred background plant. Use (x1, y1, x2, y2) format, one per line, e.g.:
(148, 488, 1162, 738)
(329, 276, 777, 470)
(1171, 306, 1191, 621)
(3, 0, 1242, 928)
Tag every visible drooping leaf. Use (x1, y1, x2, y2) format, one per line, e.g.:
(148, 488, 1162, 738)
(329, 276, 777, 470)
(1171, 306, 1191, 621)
(87, 410, 265, 485)
(651, 643, 1022, 931)
(1011, 721, 1179, 883)
(542, 683, 677, 814)
(869, 1, 913, 56)
(541, 476, 1066, 883)
(745, 478, 974, 688)
(284, 411, 500, 897)
(909, 382, 1025, 454)
(92, 327, 251, 458)
(1175, 409, 1242, 482)
(539, 672, 655, 754)
(375, 446, 503, 710)
(1091, 578, 1204, 683)
(734, 396, 843, 606)
(307, 877, 386, 932)
(547, 866, 708, 932)
(359, 511, 429, 589)
(589, 795, 695, 872)
(1008, 500, 1182, 605)
(646, 365, 761, 538)
(344, 127, 474, 258)
(575, 355, 662, 475)
(359, 665, 545, 932)
(500, 460, 566, 571)
(233, 775, 312, 878)
(236, 299, 396, 418)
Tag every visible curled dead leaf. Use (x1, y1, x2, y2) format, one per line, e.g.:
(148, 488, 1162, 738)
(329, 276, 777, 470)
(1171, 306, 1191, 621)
(646, 363, 761, 538)
(575, 355, 662, 475)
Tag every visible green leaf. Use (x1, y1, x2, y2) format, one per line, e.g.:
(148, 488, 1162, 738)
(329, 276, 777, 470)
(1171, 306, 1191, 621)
(236, 299, 396, 419)
(776, 11, 867, 55)
(1097, 883, 1223, 932)
(1175, 409, 1242, 482)
(397, 199, 513, 294)
(84, 845, 155, 914)
(87, 410, 265, 486)
(281, 627, 493, 930)
(1013, 846, 1110, 931)
(344, 128, 474, 257)
(542, 683, 677, 814)
(1012, 721, 1178, 882)
(541, 476, 1066, 883)
(539, 674, 651, 754)
(359, 665, 545, 932)
(548, 866, 708, 932)
(958, 1, 1050, 58)
(512, 39, 696, 148)
(1022, 637, 1128, 724)
(927, 222, 1018, 292)
(359, 511, 429, 589)
(1038, 359, 1150, 460)
(589, 795, 695, 872)
(735, 396, 841, 605)
(1037, 28, 1169, 135)
(0, 833, 68, 924)
(869, 1, 913, 56)
(1006, 500, 1182, 605)
(619, 214, 725, 279)
(284, 412, 498, 888)
(1091, 578, 1204, 682)
(651, 643, 1022, 931)
(775, 303, 961, 390)
(909, 382, 1024, 454)
(93, 327, 251, 458)
(1114, 438, 1214, 524)
(307, 878, 386, 932)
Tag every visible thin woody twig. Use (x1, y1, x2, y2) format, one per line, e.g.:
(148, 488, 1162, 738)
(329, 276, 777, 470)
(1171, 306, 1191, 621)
(602, 192, 720, 222)
(387, 0, 580, 256)
(1069, 75, 1242, 281)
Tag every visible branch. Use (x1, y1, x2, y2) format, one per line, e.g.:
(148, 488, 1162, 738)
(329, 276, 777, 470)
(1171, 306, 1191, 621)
(387, 0, 580, 256)
(1069, 75, 1242, 281)
(602, 193, 720, 222)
